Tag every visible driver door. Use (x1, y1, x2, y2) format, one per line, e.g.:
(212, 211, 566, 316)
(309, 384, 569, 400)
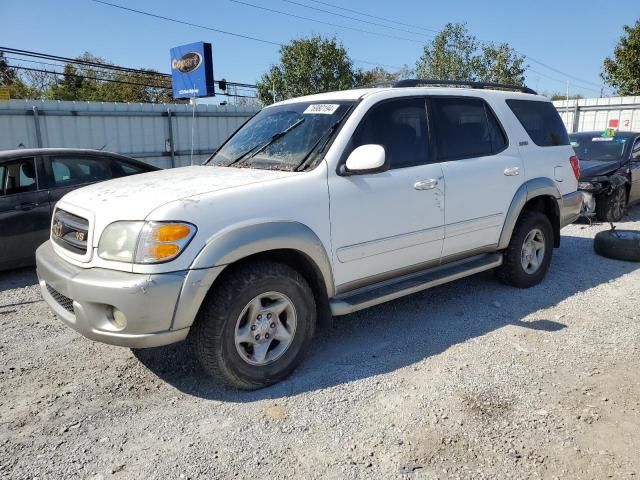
(328, 97, 445, 291)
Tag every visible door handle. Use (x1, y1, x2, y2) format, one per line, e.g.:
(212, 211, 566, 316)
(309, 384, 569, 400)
(15, 202, 38, 211)
(414, 179, 438, 190)
(504, 167, 520, 176)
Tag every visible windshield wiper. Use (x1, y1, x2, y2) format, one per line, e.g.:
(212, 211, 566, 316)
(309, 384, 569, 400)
(293, 108, 351, 172)
(226, 118, 305, 167)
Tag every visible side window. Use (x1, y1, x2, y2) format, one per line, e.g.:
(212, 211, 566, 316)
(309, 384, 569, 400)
(352, 98, 429, 169)
(0, 158, 37, 196)
(506, 99, 569, 147)
(632, 139, 640, 160)
(431, 97, 507, 161)
(117, 160, 146, 175)
(50, 156, 112, 188)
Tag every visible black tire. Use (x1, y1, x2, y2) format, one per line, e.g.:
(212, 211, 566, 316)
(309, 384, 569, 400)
(189, 261, 316, 390)
(596, 186, 627, 222)
(594, 229, 640, 262)
(495, 211, 554, 288)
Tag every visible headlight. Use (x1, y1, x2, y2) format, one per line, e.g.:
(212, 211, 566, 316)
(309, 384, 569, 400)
(98, 221, 196, 264)
(98, 221, 144, 262)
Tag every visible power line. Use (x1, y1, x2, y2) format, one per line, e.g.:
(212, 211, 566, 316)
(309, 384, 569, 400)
(229, 0, 423, 44)
(526, 67, 602, 94)
(91, 0, 402, 70)
(308, 0, 439, 34)
(11, 65, 170, 89)
(92, 0, 282, 47)
(280, 0, 432, 39)
(1, 46, 258, 89)
(518, 53, 603, 89)
(305, 1, 606, 91)
(9, 65, 258, 98)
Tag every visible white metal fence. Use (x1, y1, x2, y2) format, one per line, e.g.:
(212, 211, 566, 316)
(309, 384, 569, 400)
(0, 100, 259, 168)
(553, 96, 640, 134)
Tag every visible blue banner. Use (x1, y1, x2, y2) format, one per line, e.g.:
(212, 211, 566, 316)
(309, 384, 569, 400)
(170, 42, 215, 99)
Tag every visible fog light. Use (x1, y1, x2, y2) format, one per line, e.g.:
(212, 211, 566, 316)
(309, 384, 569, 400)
(110, 307, 127, 330)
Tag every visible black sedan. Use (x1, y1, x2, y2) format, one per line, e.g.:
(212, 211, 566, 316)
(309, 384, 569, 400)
(0, 148, 158, 271)
(571, 131, 640, 222)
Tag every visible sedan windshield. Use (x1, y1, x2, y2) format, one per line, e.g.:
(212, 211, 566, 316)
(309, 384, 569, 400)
(207, 101, 353, 171)
(569, 134, 628, 161)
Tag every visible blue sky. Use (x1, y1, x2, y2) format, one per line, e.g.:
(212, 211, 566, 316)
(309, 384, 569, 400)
(2, 0, 638, 100)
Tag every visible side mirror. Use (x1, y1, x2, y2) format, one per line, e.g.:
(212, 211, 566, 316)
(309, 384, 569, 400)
(340, 144, 388, 176)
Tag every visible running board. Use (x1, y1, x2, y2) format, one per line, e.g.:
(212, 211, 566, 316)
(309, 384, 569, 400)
(330, 253, 503, 316)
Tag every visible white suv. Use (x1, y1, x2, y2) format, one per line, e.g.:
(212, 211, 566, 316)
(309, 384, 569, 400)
(37, 80, 582, 389)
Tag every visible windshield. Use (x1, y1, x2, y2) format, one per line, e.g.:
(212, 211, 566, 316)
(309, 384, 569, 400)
(569, 134, 628, 161)
(207, 101, 354, 171)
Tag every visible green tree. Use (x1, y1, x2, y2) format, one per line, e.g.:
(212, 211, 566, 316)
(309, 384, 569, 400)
(476, 43, 526, 85)
(47, 53, 174, 103)
(602, 19, 640, 95)
(0, 51, 33, 98)
(257, 36, 361, 105)
(415, 22, 527, 85)
(355, 65, 415, 86)
(416, 23, 480, 81)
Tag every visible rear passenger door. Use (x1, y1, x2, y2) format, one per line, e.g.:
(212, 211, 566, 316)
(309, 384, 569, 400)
(430, 96, 523, 259)
(0, 156, 51, 268)
(45, 154, 114, 209)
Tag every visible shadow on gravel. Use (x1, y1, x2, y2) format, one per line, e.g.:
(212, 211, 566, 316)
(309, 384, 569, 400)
(0, 267, 38, 292)
(134, 233, 639, 403)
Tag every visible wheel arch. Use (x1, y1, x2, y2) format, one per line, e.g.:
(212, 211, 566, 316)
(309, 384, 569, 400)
(499, 178, 562, 250)
(172, 222, 334, 331)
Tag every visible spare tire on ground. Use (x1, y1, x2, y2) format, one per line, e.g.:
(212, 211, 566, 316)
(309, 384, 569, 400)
(594, 229, 640, 262)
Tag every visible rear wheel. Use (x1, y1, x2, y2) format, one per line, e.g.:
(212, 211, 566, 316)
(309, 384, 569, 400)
(596, 186, 627, 222)
(496, 211, 554, 288)
(190, 261, 316, 390)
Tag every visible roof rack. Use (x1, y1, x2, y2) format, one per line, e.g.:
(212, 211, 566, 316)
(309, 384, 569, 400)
(370, 79, 537, 95)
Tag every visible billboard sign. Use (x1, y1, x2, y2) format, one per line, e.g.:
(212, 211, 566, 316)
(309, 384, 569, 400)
(170, 42, 215, 99)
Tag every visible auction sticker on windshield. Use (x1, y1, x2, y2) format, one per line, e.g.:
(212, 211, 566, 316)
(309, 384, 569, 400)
(304, 104, 340, 115)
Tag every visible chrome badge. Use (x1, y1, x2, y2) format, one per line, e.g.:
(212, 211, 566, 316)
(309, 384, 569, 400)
(74, 231, 86, 242)
(52, 221, 64, 239)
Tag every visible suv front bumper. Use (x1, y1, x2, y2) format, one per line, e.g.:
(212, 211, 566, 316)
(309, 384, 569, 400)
(36, 241, 190, 348)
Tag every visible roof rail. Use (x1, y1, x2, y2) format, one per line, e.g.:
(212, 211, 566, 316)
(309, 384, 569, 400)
(384, 79, 537, 95)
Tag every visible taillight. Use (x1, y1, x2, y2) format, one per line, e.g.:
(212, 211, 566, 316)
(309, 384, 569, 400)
(569, 155, 580, 180)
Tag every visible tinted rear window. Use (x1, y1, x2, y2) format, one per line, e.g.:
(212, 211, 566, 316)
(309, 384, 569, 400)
(506, 99, 569, 147)
(431, 97, 507, 160)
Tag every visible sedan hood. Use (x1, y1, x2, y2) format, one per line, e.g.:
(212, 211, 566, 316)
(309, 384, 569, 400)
(579, 159, 624, 181)
(58, 166, 295, 237)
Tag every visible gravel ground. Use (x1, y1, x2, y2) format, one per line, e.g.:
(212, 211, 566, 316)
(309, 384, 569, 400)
(1, 209, 640, 479)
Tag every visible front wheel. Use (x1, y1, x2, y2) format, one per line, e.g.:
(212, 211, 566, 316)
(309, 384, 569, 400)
(596, 186, 627, 222)
(190, 261, 316, 390)
(495, 211, 554, 288)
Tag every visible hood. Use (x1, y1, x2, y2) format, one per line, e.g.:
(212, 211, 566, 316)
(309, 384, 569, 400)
(579, 159, 624, 181)
(59, 165, 295, 226)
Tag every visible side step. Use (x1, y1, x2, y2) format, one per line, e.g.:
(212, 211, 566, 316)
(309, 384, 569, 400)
(330, 253, 503, 316)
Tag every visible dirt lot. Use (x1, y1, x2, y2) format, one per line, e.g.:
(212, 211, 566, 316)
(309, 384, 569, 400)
(1, 210, 640, 480)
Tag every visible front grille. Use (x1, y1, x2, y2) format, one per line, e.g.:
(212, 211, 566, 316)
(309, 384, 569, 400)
(51, 209, 89, 255)
(46, 284, 74, 313)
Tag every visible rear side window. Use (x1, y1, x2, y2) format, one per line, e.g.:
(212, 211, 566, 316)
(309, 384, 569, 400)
(430, 97, 507, 161)
(352, 98, 429, 169)
(506, 99, 569, 147)
(50, 156, 112, 188)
